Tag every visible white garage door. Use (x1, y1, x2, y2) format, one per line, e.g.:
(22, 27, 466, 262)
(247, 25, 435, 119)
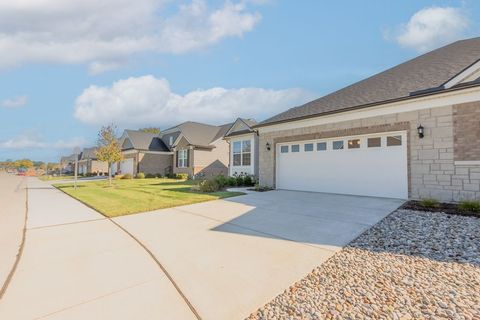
(276, 131, 408, 199)
(120, 158, 134, 175)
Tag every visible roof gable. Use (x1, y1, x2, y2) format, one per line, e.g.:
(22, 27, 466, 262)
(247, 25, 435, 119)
(225, 118, 257, 137)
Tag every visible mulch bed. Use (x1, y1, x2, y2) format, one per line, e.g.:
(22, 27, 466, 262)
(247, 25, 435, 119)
(401, 200, 480, 218)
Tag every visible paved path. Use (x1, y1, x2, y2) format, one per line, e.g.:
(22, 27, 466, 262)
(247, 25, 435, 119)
(0, 173, 26, 298)
(0, 178, 196, 320)
(0, 177, 403, 320)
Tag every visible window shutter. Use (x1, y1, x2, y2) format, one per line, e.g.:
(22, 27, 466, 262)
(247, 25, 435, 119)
(186, 150, 190, 167)
(176, 151, 179, 167)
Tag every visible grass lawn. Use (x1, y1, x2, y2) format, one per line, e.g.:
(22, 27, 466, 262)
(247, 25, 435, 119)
(54, 178, 244, 217)
(39, 175, 75, 181)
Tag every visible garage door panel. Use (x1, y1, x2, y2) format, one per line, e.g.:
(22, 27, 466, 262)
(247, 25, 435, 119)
(276, 132, 408, 199)
(120, 158, 134, 175)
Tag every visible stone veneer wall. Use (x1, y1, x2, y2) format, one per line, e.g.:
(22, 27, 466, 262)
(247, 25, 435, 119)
(259, 102, 480, 202)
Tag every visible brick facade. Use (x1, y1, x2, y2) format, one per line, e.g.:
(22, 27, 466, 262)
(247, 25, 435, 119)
(259, 103, 480, 202)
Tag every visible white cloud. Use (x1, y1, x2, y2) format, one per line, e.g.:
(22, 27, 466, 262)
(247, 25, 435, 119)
(392, 7, 469, 52)
(0, 0, 261, 72)
(74, 75, 315, 127)
(0, 130, 86, 150)
(1, 95, 27, 108)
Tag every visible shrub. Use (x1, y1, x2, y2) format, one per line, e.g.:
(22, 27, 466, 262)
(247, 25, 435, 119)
(236, 175, 244, 186)
(226, 176, 237, 186)
(122, 173, 133, 179)
(214, 175, 227, 189)
(114, 174, 124, 180)
(136, 172, 145, 179)
(199, 179, 220, 192)
(156, 173, 163, 178)
(176, 173, 189, 180)
(145, 173, 156, 178)
(459, 200, 480, 212)
(243, 175, 254, 186)
(420, 198, 439, 208)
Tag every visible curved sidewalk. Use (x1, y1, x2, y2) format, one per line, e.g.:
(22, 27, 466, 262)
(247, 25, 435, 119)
(0, 177, 196, 320)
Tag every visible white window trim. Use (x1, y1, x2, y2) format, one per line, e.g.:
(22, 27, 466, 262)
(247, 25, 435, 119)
(232, 139, 252, 167)
(178, 149, 188, 168)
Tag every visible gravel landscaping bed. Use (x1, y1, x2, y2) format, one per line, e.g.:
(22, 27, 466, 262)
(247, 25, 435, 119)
(247, 209, 480, 319)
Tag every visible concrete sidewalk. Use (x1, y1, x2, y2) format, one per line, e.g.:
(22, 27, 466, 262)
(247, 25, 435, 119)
(0, 178, 196, 320)
(0, 173, 26, 297)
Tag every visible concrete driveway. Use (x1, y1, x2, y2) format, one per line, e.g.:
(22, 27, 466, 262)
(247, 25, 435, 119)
(115, 190, 404, 319)
(0, 177, 403, 320)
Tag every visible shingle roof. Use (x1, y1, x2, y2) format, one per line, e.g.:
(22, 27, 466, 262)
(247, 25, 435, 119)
(124, 130, 169, 151)
(163, 121, 232, 147)
(80, 147, 97, 160)
(259, 37, 480, 126)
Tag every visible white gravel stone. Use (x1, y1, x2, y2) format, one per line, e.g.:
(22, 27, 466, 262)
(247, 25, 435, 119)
(247, 209, 480, 319)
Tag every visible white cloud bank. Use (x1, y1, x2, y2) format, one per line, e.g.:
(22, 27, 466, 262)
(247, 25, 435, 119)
(0, 131, 86, 150)
(74, 75, 315, 127)
(0, 0, 261, 73)
(392, 7, 469, 52)
(1, 95, 27, 108)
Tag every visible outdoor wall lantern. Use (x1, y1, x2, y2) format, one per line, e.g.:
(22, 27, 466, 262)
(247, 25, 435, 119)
(266, 142, 271, 151)
(417, 124, 424, 139)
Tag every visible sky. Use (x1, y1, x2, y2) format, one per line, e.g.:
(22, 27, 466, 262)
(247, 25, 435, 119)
(0, 0, 479, 162)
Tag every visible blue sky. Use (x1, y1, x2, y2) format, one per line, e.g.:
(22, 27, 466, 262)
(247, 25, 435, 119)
(1, 0, 479, 162)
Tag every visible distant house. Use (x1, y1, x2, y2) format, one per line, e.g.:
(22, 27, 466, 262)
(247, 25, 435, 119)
(59, 154, 78, 174)
(161, 121, 232, 178)
(115, 130, 172, 176)
(78, 147, 108, 175)
(224, 118, 258, 177)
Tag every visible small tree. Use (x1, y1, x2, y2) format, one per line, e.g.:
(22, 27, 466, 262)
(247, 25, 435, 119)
(96, 124, 122, 186)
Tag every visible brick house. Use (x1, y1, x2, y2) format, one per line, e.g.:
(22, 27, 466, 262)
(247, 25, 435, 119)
(254, 37, 480, 202)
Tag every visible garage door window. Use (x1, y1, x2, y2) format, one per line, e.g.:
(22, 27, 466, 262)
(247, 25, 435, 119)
(333, 141, 344, 150)
(292, 144, 300, 152)
(387, 135, 402, 146)
(348, 139, 360, 149)
(317, 142, 327, 151)
(367, 137, 381, 148)
(280, 145, 289, 153)
(304, 143, 314, 152)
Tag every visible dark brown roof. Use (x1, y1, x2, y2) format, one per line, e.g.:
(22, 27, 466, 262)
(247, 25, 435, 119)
(259, 37, 480, 126)
(162, 121, 232, 147)
(124, 130, 169, 152)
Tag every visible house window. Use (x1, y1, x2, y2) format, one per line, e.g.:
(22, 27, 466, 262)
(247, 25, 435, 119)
(367, 137, 381, 147)
(387, 135, 402, 146)
(233, 140, 251, 166)
(348, 139, 360, 149)
(304, 143, 314, 152)
(177, 149, 188, 168)
(317, 142, 327, 151)
(333, 140, 344, 150)
(280, 145, 289, 153)
(291, 144, 300, 152)
(169, 136, 173, 145)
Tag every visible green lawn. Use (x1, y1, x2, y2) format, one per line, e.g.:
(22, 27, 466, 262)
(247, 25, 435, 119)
(55, 178, 244, 217)
(39, 175, 75, 181)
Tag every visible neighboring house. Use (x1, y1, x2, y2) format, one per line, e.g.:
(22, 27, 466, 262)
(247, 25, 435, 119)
(161, 121, 232, 178)
(78, 147, 108, 175)
(255, 37, 480, 202)
(116, 130, 172, 176)
(59, 154, 78, 174)
(224, 118, 259, 177)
